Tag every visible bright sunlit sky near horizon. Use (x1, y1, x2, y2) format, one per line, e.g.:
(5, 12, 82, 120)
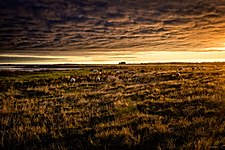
(1, 0, 225, 64)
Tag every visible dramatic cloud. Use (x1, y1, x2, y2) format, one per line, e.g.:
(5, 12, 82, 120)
(0, 56, 61, 64)
(1, 0, 225, 63)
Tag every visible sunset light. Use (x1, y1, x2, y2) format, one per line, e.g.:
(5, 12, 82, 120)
(1, 1, 225, 149)
(1, 0, 225, 64)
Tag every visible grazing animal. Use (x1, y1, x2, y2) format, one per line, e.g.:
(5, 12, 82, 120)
(178, 67, 183, 71)
(93, 70, 98, 73)
(107, 75, 116, 82)
(175, 72, 181, 77)
(128, 71, 135, 74)
(115, 70, 122, 74)
(70, 77, 76, 83)
(96, 77, 101, 82)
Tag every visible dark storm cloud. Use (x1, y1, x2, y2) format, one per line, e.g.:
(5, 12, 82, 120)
(0, 56, 60, 63)
(1, 0, 225, 56)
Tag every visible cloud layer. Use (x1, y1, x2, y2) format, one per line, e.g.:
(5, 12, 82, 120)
(1, 0, 225, 57)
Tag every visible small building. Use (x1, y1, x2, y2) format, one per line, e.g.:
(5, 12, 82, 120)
(119, 62, 126, 65)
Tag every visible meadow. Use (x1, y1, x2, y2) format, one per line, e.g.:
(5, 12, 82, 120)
(1, 63, 225, 149)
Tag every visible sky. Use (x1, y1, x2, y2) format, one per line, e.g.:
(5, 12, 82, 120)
(1, 0, 225, 64)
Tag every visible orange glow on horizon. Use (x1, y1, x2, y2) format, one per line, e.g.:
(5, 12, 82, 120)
(1, 51, 225, 64)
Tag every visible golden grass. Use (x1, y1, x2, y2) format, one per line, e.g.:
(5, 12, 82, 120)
(0, 63, 225, 149)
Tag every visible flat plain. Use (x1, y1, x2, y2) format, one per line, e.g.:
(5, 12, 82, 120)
(1, 63, 225, 149)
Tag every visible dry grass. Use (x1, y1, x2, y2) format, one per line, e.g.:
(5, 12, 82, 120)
(1, 63, 225, 149)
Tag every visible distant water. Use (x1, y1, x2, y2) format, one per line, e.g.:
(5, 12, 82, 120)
(0, 65, 80, 72)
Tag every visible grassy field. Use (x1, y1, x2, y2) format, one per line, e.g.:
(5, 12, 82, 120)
(1, 63, 225, 149)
